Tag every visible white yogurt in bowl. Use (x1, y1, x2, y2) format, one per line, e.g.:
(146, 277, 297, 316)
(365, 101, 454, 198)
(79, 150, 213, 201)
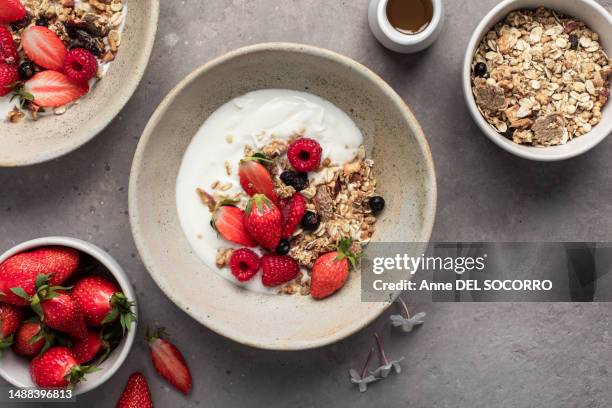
(175, 89, 364, 293)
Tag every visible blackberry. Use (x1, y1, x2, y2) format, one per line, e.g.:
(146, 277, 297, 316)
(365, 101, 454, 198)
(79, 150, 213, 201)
(280, 171, 309, 191)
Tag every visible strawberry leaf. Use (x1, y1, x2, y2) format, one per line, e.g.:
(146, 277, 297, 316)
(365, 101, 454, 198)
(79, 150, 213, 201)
(10, 287, 31, 301)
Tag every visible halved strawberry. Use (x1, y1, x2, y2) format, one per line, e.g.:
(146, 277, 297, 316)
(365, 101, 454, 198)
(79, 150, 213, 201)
(280, 192, 306, 238)
(147, 327, 192, 394)
(212, 203, 256, 247)
(21, 26, 67, 71)
(0, 0, 26, 24)
(25, 71, 88, 107)
(238, 157, 277, 202)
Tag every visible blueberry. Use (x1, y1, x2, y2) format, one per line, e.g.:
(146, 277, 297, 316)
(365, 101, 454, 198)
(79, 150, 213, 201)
(368, 196, 385, 214)
(474, 62, 487, 77)
(280, 171, 309, 191)
(569, 34, 579, 50)
(35, 18, 49, 27)
(301, 211, 320, 231)
(276, 239, 290, 255)
(18, 61, 35, 80)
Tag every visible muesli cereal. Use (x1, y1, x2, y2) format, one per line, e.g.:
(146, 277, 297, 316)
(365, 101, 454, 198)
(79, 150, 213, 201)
(1, 0, 126, 123)
(471, 7, 611, 146)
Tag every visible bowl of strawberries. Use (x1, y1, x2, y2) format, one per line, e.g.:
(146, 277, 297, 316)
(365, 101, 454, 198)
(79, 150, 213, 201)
(0, 0, 159, 167)
(0, 236, 137, 395)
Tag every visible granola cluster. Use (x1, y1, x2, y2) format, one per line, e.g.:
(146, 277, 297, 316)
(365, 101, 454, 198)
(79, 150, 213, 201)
(209, 136, 379, 296)
(471, 8, 611, 146)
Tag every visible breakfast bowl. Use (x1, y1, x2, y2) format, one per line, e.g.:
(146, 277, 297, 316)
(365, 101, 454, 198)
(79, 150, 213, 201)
(129, 43, 436, 350)
(463, 0, 612, 161)
(0, 0, 159, 167)
(0, 237, 138, 395)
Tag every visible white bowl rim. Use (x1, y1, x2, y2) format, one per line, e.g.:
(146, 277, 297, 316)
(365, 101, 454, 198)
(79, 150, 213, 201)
(0, 236, 138, 395)
(0, 0, 160, 168)
(129, 42, 437, 350)
(462, 0, 612, 161)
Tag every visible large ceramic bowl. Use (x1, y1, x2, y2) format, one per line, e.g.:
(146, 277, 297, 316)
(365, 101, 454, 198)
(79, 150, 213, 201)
(0, 0, 159, 167)
(463, 0, 612, 161)
(0, 237, 138, 395)
(129, 43, 437, 350)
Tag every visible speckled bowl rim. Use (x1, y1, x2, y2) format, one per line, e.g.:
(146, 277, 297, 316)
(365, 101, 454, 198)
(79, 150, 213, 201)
(0, 237, 138, 395)
(0, 0, 160, 167)
(129, 43, 437, 350)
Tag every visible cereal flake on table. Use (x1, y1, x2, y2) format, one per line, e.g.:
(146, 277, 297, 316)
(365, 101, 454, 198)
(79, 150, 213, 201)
(471, 7, 611, 147)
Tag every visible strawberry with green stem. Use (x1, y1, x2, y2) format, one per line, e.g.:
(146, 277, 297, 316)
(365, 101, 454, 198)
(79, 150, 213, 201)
(146, 327, 192, 394)
(349, 348, 378, 393)
(72, 328, 109, 364)
(0, 303, 24, 353)
(13, 318, 53, 357)
(238, 154, 277, 202)
(0, 252, 48, 306)
(370, 333, 403, 378)
(30, 346, 97, 388)
(71, 275, 135, 335)
(310, 238, 360, 299)
(389, 296, 426, 333)
(245, 194, 282, 250)
(211, 200, 257, 247)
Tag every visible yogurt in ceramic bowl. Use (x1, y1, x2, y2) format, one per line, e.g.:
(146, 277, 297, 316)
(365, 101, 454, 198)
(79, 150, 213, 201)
(129, 43, 437, 350)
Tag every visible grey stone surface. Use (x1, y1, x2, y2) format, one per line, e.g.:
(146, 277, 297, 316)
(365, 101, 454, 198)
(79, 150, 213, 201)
(2, 0, 612, 406)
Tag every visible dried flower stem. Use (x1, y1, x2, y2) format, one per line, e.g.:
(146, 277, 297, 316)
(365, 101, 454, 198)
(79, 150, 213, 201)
(374, 333, 389, 365)
(398, 297, 410, 319)
(360, 348, 374, 379)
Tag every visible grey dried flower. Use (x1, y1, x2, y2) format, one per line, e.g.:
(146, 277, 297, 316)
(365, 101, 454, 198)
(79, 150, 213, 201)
(370, 333, 404, 379)
(349, 348, 378, 393)
(390, 297, 426, 333)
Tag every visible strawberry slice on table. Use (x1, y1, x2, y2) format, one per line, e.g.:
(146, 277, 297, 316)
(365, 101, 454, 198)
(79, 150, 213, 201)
(117, 372, 154, 408)
(0, 303, 24, 352)
(147, 327, 192, 395)
(310, 238, 359, 299)
(212, 202, 257, 247)
(25, 70, 89, 107)
(0, 26, 19, 64)
(30, 346, 96, 388)
(280, 192, 306, 238)
(21, 26, 67, 71)
(245, 194, 282, 250)
(71, 275, 135, 332)
(0, 0, 26, 24)
(238, 156, 278, 202)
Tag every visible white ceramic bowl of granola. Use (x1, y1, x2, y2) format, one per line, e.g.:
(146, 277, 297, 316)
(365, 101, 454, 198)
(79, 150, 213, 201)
(0, 237, 137, 395)
(0, 0, 159, 167)
(130, 43, 436, 350)
(463, 0, 612, 161)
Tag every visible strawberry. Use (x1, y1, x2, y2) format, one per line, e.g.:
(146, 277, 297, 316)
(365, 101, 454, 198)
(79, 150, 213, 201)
(0, 303, 24, 351)
(261, 254, 299, 287)
(116, 372, 154, 408)
(212, 203, 256, 247)
(33, 246, 80, 286)
(0, 0, 26, 24)
(0, 62, 17, 96)
(13, 319, 49, 357)
(0, 26, 18, 64)
(30, 346, 95, 388)
(310, 239, 359, 299)
(0, 251, 48, 306)
(72, 328, 107, 364)
(147, 328, 192, 394)
(25, 70, 88, 107)
(280, 192, 306, 238)
(21, 26, 66, 71)
(71, 276, 135, 333)
(40, 292, 88, 340)
(238, 157, 277, 202)
(245, 194, 282, 250)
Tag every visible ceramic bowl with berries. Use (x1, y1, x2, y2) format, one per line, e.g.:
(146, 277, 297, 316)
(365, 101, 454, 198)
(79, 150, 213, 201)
(130, 43, 437, 350)
(0, 237, 137, 395)
(0, 0, 158, 167)
(463, 0, 612, 161)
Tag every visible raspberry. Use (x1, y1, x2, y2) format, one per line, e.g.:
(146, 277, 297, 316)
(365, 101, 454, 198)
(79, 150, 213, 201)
(261, 254, 299, 287)
(0, 62, 18, 96)
(229, 248, 260, 282)
(287, 138, 322, 172)
(63, 48, 98, 84)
